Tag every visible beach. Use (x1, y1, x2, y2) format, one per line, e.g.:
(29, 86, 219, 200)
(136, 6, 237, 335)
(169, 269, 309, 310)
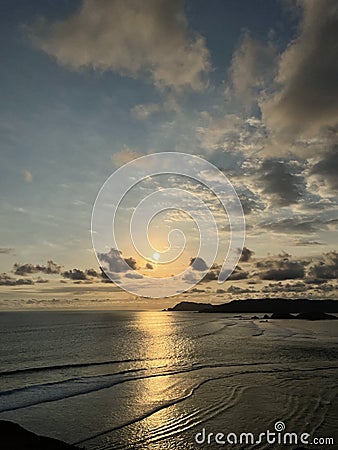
(0, 310, 337, 449)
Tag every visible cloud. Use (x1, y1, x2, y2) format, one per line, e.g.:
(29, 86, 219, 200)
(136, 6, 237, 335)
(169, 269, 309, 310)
(23, 169, 33, 182)
(229, 32, 276, 110)
(260, 213, 338, 235)
(28, 0, 210, 92)
(227, 285, 256, 294)
(327, 218, 338, 230)
(125, 272, 143, 279)
(238, 193, 263, 215)
(197, 262, 248, 282)
(13, 278, 34, 285)
(35, 277, 49, 284)
(308, 251, 338, 279)
(111, 146, 142, 167)
(6, 261, 109, 284)
(86, 268, 99, 277)
(261, 216, 323, 234)
(257, 159, 306, 207)
(201, 270, 218, 281)
(62, 269, 88, 280)
(261, 0, 338, 136)
(228, 267, 249, 280)
(309, 145, 338, 194)
(254, 253, 306, 280)
(240, 247, 254, 262)
(0, 273, 34, 286)
(0, 274, 17, 286)
(131, 103, 160, 120)
(294, 239, 326, 246)
(98, 248, 138, 273)
(124, 257, 137, 270)
(190, 257, 208, 271)
(262, 281, 308, 294)
(196, 113, 244, 152)
(13, 260, 62, 276)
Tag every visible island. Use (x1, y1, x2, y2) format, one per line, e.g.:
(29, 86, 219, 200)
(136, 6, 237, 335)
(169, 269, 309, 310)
(166, 299, 338, 320)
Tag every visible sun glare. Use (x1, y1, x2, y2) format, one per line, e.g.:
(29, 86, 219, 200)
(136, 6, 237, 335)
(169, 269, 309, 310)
(153, 252, 160, 261)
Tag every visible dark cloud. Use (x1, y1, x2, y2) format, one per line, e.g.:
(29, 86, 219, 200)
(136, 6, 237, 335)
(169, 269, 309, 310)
(308, 251, 338, 279)
(0, 273, 34, 286)
(262, 281, 308, 294)
(294, 239, 326, 246)
(198, 263, 248, 282)
(227, 285, 257, 294)
(201, 270, 218, 281)
(228, 267, 249, 280)
(86, 268, 99, 277)
(125, 272, 143, 279)
(62, 269, 88, 280)
(124, 257, 137, 271)
(13, 260, 61, 276)
(262, 0, 338, 135)
(0, 274, 17, 286)
(190, 287, 206, 293)
(190, 257, 208, 271)
(309, 145, 338, 193)
(15, 278, 34, 285)
(254, 253, 306, 280)
(261, 213, 338, 235)
(257, 159, 305, 206)
(99, 267, 113, 283)
(261, 216, 322, 234)
(240, 247, 254, 262)
(238, 193, 263, 215)
(98, 248, 138, 273)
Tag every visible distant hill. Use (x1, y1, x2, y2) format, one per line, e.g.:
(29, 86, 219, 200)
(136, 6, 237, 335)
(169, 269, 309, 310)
(167, 298, 338, 314)
(166, 301, 212, 311)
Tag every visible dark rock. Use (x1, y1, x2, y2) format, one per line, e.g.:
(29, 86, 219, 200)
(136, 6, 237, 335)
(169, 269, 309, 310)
(263, 314, 270, 319)
(0, 421, 82, 450)
(270, 312, 296, 319)
(295, 311, 337, 321)
(251, 315, 259, 319)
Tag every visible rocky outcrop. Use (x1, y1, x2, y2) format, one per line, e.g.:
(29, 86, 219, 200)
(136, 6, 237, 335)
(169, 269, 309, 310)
(0, 421, 82, 450)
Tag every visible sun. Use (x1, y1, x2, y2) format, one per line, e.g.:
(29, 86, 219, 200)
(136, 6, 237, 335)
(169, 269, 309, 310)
(153, 252, 160, 261)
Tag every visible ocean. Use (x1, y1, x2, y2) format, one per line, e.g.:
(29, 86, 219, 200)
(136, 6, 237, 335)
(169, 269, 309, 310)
(0, 310, 337, 449)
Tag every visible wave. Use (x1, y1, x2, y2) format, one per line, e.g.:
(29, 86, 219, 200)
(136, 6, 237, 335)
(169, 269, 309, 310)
(79, 369, 338, 450)
(90, 383, 247, 450)
(0, 356, 173, 377)
(0, 360, 337, 414)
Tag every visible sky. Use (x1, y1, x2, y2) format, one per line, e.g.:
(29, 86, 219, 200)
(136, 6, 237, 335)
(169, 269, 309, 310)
(0, 0, 337, 308)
